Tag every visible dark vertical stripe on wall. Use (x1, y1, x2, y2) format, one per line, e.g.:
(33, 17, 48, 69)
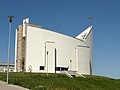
(55, 48, 57, 73)
(90, 61, 92, 75)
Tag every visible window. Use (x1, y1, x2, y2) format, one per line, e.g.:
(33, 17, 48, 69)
(56, 67, 68, 71)
(61, 67, 68, 71)
(40, 66, 44, 70)
(56, 67, 60, 71)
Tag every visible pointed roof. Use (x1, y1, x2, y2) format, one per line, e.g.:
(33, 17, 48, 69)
(76, 26, 92, 41)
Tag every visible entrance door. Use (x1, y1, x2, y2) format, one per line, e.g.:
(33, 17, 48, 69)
(76, 46, 90, 74)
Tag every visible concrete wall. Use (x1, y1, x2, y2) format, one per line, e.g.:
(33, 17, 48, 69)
(24, 25, 91, 74)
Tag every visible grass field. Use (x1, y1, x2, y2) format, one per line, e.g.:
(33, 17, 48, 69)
(0, 72, 120, 90)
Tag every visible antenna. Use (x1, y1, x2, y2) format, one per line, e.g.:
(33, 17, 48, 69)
(88, 16, 93, 26)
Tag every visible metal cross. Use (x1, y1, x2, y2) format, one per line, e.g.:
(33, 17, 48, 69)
(88, 16, 93, 26)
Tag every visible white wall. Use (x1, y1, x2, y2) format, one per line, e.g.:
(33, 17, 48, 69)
(76, 46, 90, 74)
(25, 25, 91, 74)
(14, 29, 18, 72)
(85, 30, 93, 74)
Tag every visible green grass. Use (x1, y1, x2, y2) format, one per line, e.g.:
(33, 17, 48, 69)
(0, 72, 120, 90)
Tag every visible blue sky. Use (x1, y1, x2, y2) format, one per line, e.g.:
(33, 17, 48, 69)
(0, 0, 120, 79)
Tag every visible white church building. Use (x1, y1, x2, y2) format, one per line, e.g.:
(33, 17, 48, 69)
(14, 18, 93, 76)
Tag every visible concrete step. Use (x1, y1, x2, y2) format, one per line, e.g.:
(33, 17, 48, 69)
(61, 70, 86, 78)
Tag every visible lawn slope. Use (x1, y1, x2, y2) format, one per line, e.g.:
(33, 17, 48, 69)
(0, 72, 120, 90)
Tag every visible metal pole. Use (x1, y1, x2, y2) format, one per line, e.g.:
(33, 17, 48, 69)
(7, 16, 14, 84)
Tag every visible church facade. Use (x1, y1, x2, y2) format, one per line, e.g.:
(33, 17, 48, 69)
(14, 18, 93, 75)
